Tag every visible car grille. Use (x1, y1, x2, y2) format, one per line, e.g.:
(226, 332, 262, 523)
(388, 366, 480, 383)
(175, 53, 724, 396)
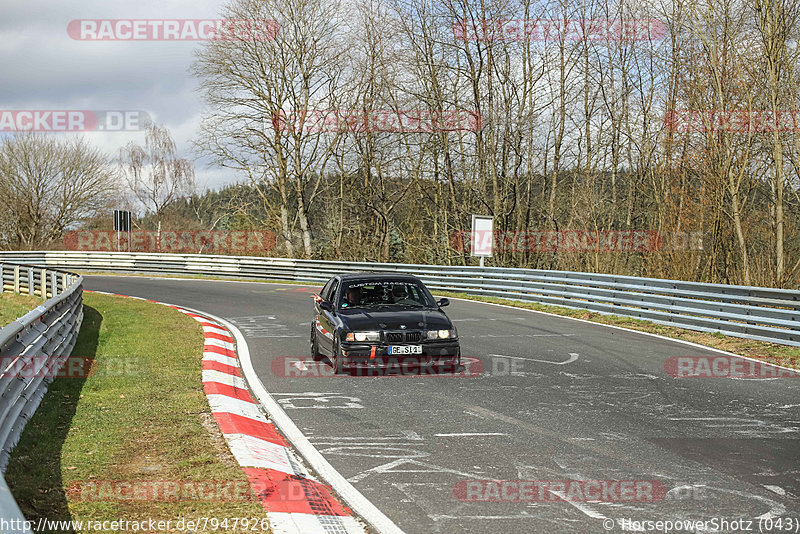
(386, 331, 421, 343)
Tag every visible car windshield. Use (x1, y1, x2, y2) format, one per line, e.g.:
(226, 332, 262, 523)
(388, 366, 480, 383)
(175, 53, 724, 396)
(339, 280, 436, 309)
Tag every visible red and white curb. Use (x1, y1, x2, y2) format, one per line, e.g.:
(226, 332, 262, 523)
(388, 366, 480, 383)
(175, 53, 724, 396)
(87, 291, 369, 534)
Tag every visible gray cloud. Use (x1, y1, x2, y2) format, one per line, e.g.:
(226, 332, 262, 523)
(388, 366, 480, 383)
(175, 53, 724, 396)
(1, 0, 240, 189)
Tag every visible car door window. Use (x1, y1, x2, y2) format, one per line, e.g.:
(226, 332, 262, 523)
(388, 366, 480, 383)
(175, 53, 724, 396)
(327, 280, 339, 304)
(320, 280, 333, 301)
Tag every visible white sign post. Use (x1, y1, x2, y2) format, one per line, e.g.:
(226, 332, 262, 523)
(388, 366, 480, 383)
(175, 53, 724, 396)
(471, 214, 493, 267)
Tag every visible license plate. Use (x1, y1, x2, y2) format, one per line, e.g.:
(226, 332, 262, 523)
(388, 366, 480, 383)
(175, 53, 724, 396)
(388, 345, 422, 355)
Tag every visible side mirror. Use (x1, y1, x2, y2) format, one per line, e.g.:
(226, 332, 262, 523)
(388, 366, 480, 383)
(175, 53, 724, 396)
(319, 300, 333, 312)
(437, 298, 450, 307)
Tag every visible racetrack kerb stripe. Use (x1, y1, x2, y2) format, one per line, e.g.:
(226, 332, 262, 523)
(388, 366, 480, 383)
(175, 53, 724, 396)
(87, 290, 367, 534)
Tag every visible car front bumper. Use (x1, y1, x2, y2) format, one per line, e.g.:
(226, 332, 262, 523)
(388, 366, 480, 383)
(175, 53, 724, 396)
(341, 341, 460, 366)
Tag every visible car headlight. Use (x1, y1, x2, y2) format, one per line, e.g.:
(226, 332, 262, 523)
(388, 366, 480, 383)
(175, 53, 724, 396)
(346, 331, 380, 342)
(427, 329, 454, 340)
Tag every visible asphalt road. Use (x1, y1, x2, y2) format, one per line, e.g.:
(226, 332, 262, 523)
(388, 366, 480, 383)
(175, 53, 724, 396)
(85, 275, 800, 534)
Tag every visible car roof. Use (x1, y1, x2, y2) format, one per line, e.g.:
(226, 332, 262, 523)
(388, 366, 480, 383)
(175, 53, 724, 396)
(337, 272, 421, 282)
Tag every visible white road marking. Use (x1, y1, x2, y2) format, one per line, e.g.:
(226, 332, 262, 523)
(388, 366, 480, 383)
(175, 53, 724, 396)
(461, 333, 576, 338)
(516, 462, 608, 520)
(348, 458, 481, 484)
(441, 294, 800, 375)
(544, 498, 607, 521)
(489, 353, 579, 365)
(428, 514, 536, 520)
(665, 484, 707, 501)
(763, 485, 786, 496)
(434, 432, 506, 437)
(273, 392, 351, 395)
(272, 392, 364, 409)
(319, 446, 429, 459)
(451, 317, 527, 322)
(709, 487, 787, 520)
(95, 278, 800, 533)
(198, 310, 401, 534)
(226, 314, 299, 338)
(667, 417, 798, 435)
(310, 432, 422, 441)
(313, 442, 424, 447)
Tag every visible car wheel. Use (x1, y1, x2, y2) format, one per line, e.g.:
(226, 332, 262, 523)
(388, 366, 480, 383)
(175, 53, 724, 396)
(310, 322, 322, 361)
(332, 336, 345, 374)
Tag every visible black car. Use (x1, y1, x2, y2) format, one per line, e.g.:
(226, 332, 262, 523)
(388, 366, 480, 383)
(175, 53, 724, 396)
(310, 273, 460, 374)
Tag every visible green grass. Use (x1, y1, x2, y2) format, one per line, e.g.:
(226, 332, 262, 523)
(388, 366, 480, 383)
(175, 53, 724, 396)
(5, 292, 269, 532)
(0, 292, 42, 326)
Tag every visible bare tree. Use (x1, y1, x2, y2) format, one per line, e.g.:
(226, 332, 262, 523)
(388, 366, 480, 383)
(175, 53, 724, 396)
(752, 0, 800, 285)
(0, 133, 117, 250)
(182, 0, 800, 287)
(193, 0, 345, 258)
(119, 123, 195, 232)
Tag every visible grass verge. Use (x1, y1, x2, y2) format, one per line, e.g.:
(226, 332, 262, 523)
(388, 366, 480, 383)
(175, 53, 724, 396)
(0, 292, 42, 326)
(5, 291, 269, 532)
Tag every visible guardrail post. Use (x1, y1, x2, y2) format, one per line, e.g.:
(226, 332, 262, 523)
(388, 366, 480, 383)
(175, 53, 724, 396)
(27, 268, 34, 296)
(0, 264, 3, 295)
(1, 251, 799, 347)
(0, 262, 84, 524)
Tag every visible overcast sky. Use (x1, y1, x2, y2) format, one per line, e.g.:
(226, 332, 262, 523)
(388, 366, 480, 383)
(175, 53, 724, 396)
(1, 0, 240, 191)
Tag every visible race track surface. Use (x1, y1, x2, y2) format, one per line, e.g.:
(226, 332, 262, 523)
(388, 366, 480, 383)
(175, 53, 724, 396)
(85, 275, 800, 533)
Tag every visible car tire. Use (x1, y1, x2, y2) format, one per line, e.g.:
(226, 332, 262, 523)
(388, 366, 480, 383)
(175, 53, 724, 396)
(310, 323, 323, 361)
(332, 336, 346, 374)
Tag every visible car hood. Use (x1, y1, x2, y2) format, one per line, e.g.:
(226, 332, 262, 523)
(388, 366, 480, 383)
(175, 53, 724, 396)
(338, 308, 452, 331)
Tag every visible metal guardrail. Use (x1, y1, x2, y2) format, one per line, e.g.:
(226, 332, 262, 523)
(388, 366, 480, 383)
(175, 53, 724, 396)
(1, 263, 73, 299)
(0, 250, 798, 347)
(0, 262, 83, 533)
